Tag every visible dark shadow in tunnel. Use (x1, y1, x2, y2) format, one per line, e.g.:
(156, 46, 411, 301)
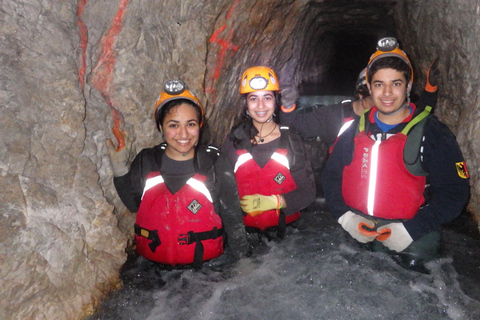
(300, 32, 378, 96)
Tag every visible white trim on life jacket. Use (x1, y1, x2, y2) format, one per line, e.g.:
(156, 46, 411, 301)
(234, 153, 253, 173)
(271, 152, 290, 170)
(367, 140, 381, 216)
(142, 175, 165, 199)
(186, 177, 213, 202)
(337, 119, 355, 137)
(234, 151, 290, 173)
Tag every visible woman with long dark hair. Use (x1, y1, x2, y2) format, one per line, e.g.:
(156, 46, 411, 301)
(222, 66, 316, 241)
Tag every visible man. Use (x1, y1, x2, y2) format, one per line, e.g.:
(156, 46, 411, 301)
(321, 37, 470, 271)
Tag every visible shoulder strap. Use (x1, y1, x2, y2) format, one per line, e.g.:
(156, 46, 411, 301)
(195, 145, 220, 176)
(358, 108, 370, 134)
(279, 126, 306, 172)
(403, 106, 432, 176)
(152, 143, 167, 171)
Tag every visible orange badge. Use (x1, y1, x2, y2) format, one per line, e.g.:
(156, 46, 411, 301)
(455, 161, 469, 179)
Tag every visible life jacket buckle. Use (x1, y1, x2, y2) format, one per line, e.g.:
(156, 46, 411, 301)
(178, 233, 190, 245)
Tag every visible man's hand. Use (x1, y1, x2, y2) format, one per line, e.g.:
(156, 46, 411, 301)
(106, 128, 132, 177)
(338, 211, 377, 243)
(425, 57, 440, 92)
(240, 194, 283, 217)
(376, 222, 413, 252)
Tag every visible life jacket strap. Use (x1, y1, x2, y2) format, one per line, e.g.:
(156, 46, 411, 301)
(177, 227, 224, 245)
(134, 224, 161, 252)
(178, 227, 224, 269)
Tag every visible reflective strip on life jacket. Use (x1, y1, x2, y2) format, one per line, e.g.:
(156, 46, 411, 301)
(142, 175, 165, 199)
(367, 140, 381, 216)
(142, 175, 213, 203)
(337, 119, 355, 137)
(271, 152, 290, 170)
(186, 177, 213, 202)
(234, 153, 253, 173)
(235, 151, 290, 172)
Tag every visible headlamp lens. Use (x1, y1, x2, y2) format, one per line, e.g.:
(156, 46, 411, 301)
(164, 80, 186, 95)
(377, 37, 398, 52)
(249, 76, 268, 90)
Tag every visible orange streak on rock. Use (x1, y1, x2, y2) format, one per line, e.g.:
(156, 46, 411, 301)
(209, 0, 241, 80)
(112, 126, 125, 151)
(90, 0, 130, 130)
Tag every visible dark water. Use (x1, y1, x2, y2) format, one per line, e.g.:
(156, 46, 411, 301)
(86, 201, 480, 320)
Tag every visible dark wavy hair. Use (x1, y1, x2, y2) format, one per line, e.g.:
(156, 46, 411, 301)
(368, 57, 411, 85)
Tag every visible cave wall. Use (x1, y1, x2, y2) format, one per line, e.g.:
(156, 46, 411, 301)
(393, 0, 480, 221)
(1, 0, 227, 319)
(0, 0, 479, 319)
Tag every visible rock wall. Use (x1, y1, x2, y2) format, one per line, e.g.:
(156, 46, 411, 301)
(0, 0, 479, 319)
(1, 1, 128, 319)
(394, 0, 480, 221)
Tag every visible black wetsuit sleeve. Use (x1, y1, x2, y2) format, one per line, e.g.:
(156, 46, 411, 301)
(215, 152, 249, 256)
(113, 148, 156, 213)
(321, 122, 356, 219)
(114, 174, 139, 213)
(280, 102, 354, 146)
(415, 89, 438, 111)
(403, 117, 470, 240)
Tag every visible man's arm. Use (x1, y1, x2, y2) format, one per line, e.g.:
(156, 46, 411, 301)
(403, 118, 470, 240)
(321, 124, 356, 219)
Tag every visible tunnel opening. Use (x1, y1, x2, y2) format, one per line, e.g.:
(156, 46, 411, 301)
(310, 32, 379, 96)
(296, 0, 398, 99)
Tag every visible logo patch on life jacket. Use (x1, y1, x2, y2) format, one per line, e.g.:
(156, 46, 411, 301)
(187, 200, 202, 214)
(455, 161, 469, 179)
(274, 172, 286, 185)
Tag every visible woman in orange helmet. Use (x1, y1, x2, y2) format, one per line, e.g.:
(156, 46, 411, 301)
(222, 66, 316, 242)
(106, 80, 248, 269)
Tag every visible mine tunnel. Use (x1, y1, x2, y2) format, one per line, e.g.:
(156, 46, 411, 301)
(2, 0, 480, 319)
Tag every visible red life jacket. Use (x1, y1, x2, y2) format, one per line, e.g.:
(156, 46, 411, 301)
(342, 106, 431, 220)
(234, 148, 299, 230)
(135, 171, 223, 266)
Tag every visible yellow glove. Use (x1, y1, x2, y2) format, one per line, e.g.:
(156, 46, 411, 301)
(240, 194, 283, 217)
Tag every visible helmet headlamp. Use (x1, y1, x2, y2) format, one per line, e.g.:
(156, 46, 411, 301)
(366, 37, 413, 84)
(164, 79, 186, 95)
(377, 37, 399, 52)
(249, 76, 269, 91)
(239, 66, 280, 94)
(154, 79, 204, 128)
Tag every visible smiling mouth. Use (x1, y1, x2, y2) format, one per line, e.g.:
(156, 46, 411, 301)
(380, 99, 395, 106)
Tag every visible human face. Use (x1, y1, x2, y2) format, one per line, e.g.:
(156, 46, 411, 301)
(368, 68, 410, 124)
(246, 90, 276, 124)
(160, 103, 200, 160)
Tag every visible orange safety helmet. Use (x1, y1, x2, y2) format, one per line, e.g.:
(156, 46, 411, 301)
(366, 37, 414, 85)
(239, 66, 280, 94)
(154, 80, 204, 126)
